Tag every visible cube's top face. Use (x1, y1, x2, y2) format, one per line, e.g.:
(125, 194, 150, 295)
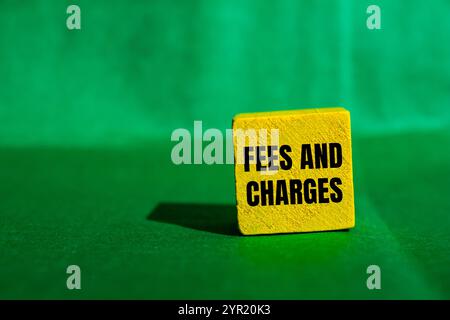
(232, 107, 355, 235)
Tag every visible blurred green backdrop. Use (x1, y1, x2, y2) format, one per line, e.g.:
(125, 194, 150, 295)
(0, 0, 449, 299)
(1, 0, 449, 145)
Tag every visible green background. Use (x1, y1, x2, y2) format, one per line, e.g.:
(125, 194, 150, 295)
(0, 0, 449, 299)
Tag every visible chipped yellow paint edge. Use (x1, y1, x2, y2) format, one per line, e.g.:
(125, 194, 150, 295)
(333, 108, 356, 233)
(231, 116, 247, 235)
(233, 107, 347, 121)
(346, 108, 356, 231)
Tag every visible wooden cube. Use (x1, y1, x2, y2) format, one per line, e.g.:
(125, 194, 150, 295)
(233, 107, 355, 235)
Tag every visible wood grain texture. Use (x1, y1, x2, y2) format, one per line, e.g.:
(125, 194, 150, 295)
(233, 107, 355, 235)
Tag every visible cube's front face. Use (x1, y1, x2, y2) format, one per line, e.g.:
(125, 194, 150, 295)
(233, 108, 355, 235)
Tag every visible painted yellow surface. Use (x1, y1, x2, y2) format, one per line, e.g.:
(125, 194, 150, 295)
(233, 107, 355, 235)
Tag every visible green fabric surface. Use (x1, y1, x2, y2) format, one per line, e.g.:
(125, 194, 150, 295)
(0, 1, 449, 299)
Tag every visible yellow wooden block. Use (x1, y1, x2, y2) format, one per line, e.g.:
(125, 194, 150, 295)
(232, 107, 355, 235)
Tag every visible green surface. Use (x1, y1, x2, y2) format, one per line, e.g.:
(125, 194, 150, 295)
(0, 0, 449, 299)
(1, 131, 450, 299)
